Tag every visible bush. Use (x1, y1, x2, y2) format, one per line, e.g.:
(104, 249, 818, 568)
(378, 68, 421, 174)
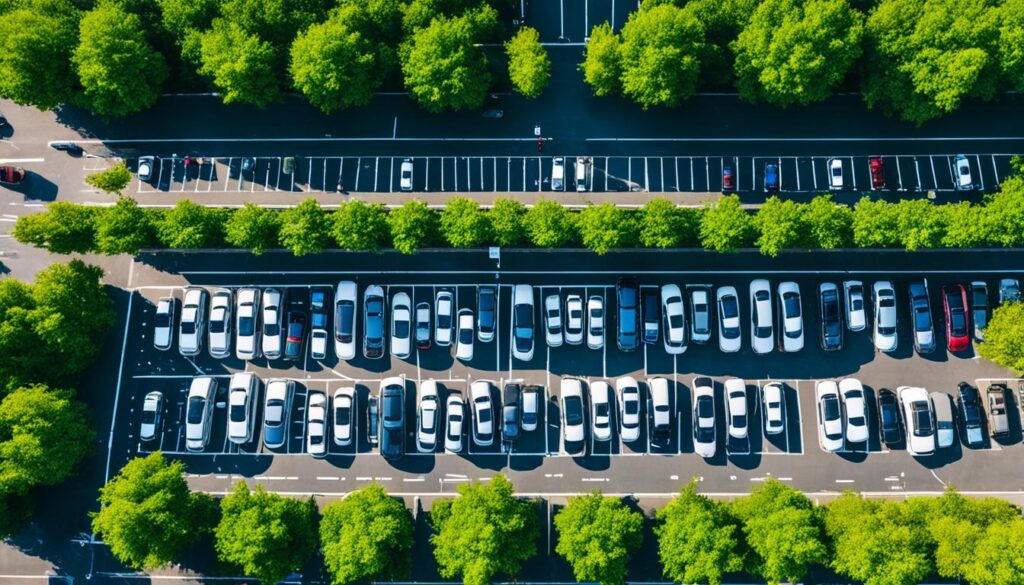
(156, 200, 227, 248)
(12, 202, 98, 254)
(488, 198, 526, 246)
(700, 195, 754, 252)
(224, 203, 280, 254)
(320, 484, 414, 584)
(96, 197, 155, 254)
(85, 161, 133, 194)
(389, 199, 438, 253)
(554, 492, 643, 585)
(524, 200, 576, 248)
(333, 200, 390, 251)
(578, 203, 633, 255)
(278, 198, 331, 256)
(440, 197, 491, 248)
(978, 302, 1024, 373)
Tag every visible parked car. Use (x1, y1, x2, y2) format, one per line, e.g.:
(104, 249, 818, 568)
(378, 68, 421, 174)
(227, 373, 258, 445)
(552, 157, 565, 191)
(722, 166, 735, 191)
(762, 382, 785, 436)
(390, 292, 412, 359)
(153, 297, 175, 351)
(819, 282, 843, 351)
(898, 386, 935, 456)
(617, 377, 641, 443)
(590, 381, 612, 442)
(332, 387, 355, 447)
(717, 286, 742, 352)
(998, 278, 1020, 304)
(987, 384, 1010, 438)
(839, 378, 868, 444)
(649, 377, 672, 446)
(564, 294, 584, 345)
(953, 154, 972, 191)
(306, 391, 328, 458)
(140, 391, 163, 442)
(309, 287, 330, 360)
(575, 156, 591, 192)
(261, 287, 283, 360)
(334, 281, 357, 360)
(235, 288, 260, 360)
(283, 309, 307, 361)
(764, 163, 779, 192)
(689, 285, 712, 344)
(692, 376, 716, 458)
(816, 381, 844, 453)
(930, 392, 955, 449)
(471, 380, 495, 447)
(179, 287, 208, 357)
(908, 282, 935, 354)
(724, 378, 748, 441)
(0, 166, 25, 184)
(877, 388, 902, 447)
(873, 281, 898, 353)
(777, 282, 803, 353)
(185, 377, 217, 452)
(137, 155, 156, 182)
(445, 393, 465, 453)
(521, 385, 541, 432)
(661, 284, 686, 355)
(828, 158, 843, 190)
(502, 383, 522, 444)
(616, 277, 640, 351)
(942, 284, 970, 352)
(263, 378, 294, 449)
(561, 378, 586, 446)
(207, 288, 233, 359)
(456, 309, 475, 361)
(957, 382, 984, 448)
(435, 290, 454, 346)
(400, 158, 414, 191)
(869, 156, 885, 190)
(282, 156, 296, 174)
(843, 280, 866, 332)
(512, 285, 535, 361)
(417, 380, 440, 452)
(970, 281, 988, 341)
(367, 394, 379, 446)
(749, 279, 774, 355)
(415, 302, 432, 350)
(363, 285, 386, 359)
(380, 377, 406, 460)
(642, 288, 660, 345)
(587, 295, 605, 350)
(477, 286, 496, 343)
(543, 294, 564, 348)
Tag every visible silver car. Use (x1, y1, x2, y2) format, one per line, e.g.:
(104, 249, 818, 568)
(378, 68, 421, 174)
(153, 297, 175, 351)
(207, 288, 233, 359)
(235, 288, 261, 360)
(227, 373, 258, 445)
(140, 391, 163, 442)
(873, 281, 898, 353)
(261, 288, 284, 360)
(178, 287, 207, 357)
(445, 393, 465, 453)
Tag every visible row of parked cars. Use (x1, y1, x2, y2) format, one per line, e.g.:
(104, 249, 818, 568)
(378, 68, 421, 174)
(728, 155, 974, 193)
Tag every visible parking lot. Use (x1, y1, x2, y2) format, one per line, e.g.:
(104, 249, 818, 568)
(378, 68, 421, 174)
(125, 153, 1016, 195)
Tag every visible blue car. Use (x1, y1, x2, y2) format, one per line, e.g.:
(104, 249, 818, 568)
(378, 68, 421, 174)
(764, 163, 779, 192)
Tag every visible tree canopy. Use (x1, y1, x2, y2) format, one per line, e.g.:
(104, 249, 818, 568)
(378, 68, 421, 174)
(156, 199, 227, 248)
(198, 19, 280, 107)
(333, 200, 390, 250)
(578, 203, 633, 255)
(290, 17, 382, 113)
(224, 203, 281, 254)
(553, 492, 643, 585)
(618, 5, 705, 108)
(278, 198, 331, 256)
(655, 482, 746, 585)
(388, 199, 438, 253)
(978, 301, 1024, 373)
(320, 484, 414, 584)
(699, 195, 754, 252)
(0, 0, 80, 110)
(524, 200, 576, 248)
(505, 26, 550, 98)
(440, 197, 491, 248)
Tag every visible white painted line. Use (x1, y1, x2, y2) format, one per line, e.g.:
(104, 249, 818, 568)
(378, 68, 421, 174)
(103, 292, 134, 486)
(0, 157, 44, 163)
(181, 267, 1024, 277)
(835, 479, 856, 484)
(587, 137, 1024, 142)
(316, 476, 339, 481)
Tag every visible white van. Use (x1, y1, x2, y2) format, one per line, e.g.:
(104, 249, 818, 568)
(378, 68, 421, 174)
(575, 157, 591, 192)
(552, 157, 565, 191)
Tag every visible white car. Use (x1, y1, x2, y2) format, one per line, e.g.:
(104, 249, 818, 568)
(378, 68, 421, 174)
(207, 288, 233, 359)
(777, 282, 804, 353)
(649, 377, 672, 446)
(828, 157, 843, 190)
(587, 295, 604, 350)
(235, 288, 261, 360)
(400, 158, 413, 191)
(185, 376, 217, 452)
(564, 295, 584, 345)
(898, 386, 936, 455)
(561, 377, 586, 445)
(332, 387, 355, 447)
(544, 294, 563, 348)
(390, 292, 412, 359)
(552, 157, 565, 191)
(843, 280, 866, 332)
(617, 376, 641, 443)
(953, 154, 972, 191)
(723, 378, 748, 440)
(445, 393, 465, 453)
(716, 286, 741, 353)
(661, 284, 686, 355)
(153, 297, 175, 351)
(749, 280, 773, 355)
(521, 386, 540, 432)
(762, 382, 785, 436)
(263, 378, 294, 450)
(227, 373, 258, 445)
(512, 285, 535, 361)
(689, 285, 712, 344)
(306, 391, 328, 458)
(590, 381, 612, 442)
(417, 380, 440, 452)
(692, 377, 716, 458)
(334, 281, 358, 360)
(138, 155, 155, 181)
(816, 381, 844, 453)
(435, 290, 454, 347)
(261, 288, 284, 360)
(179, 287, 207, 357)
(839, 378, 868, 444)
(470, 380, 495, 447)
(140, 391, 163, 442)
(873, 281, 898, 353)
(455, 309, 474, 362)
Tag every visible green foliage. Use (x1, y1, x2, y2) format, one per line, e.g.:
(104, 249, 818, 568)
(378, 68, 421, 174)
(637, 198, 682, 248)
(524, 200, 576, 248)
(156, 200, 227, 248)
(578, 203, 632, 255)
(198, 19, 280, 107)
(978, 302, 1024, 373)
(320, 484, 414, 584)
(224, 203, 281, 254)
(1000, 0, 1024, 91)
(12, 202, 98, 255)
(731, 478, 826, 585)
(804, 194, 853, 248)
(579, 22, 621, 97)
(440, 197, 491, 248)
(755, 196, 811, 256)
(431, 474, 538, 585)
(215, 482, 318, 585)
(505, 27, 550, 98)
(680, 0, 759, 87)
(85, 162, 132, 194)
(334, 0, 404, 45)
(156, 0, 218, 45)
(962, 518, 1024, 585)
(732, 0, 863, 106)
(979, 176, 1024, 247)
(553, 492, 643, 585)
(220, 0, 330, 53)
(96, 197, 155, 254)
(0, 384, 92, 495)
(927, 488, 1020, 580)
(290, 17, 382, 113)
(618, 5, 705, 108)
(0, 0, 80, 110)
(488, 198, 526, 246)
(333, 200, 389, 250)
(92, 453, 213, 570)
(278, 199, 330, 256)
(852, 197, 901, 248)
(388, 200, 438, 254)
(73, 3, 168, 117)
(699, 195, 754, 252)
(656, 481, 745, 585)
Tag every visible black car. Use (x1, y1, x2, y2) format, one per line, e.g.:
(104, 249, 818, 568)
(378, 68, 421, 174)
(50, 141, 84, 155)
(502, 383, 522, 443)
(364, 289, 385, 359)
(642, 288, 660, 344)
(367, 395, 379, 445)
(616, 277, 640, 351)
(957, 382, 985, 447)
(877, 388, 902, 447)
(478, 286, 497, 342)
(820, 284, 843, 351)
(283, 310, 307, 360)
(380, 383, 405, 460)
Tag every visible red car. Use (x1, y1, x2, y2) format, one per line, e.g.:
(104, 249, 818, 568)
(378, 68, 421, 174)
(0, 166, 25, 184)
(943, 284, 970, 352)
(722, 166, 735, 192)
(869, 156, 885, 190)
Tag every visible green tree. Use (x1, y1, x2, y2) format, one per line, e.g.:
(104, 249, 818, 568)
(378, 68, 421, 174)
(156, 0, 219, 46)
(198, 19, 281, 107)
(278, 199, 330, 256)
(732, 0, 863, 106)
(894, 199, 945, 250)
(505, 27, 550, 98)
(431, 474, 538, 585)
(940, 202, 988, 248)
(224, 203, 281, 254)
(999, 0, 1024, 91)
(290, 17, 382, 113)
(96, 197, 155, 254)
(978, 302, 1024, 372)
(219, 0, 329, 56)
(554, 492, 643, 585)
(656, 482, 745, 585)
(637, 198, 682, 248)
(215, 482, 318, 585)
(755, 197, 810, 256)
(699, 195, 754, 252)
(852, 197, 901, 248)
(332, 200, 389, 250)
(92, 453, 214, 570)
(962, 518, 1024, 585)
(320, 484, 414, 585)
(618, 5, 705, 108)
(488, 198, 526, 246)
(156, 200, 227, 248)
(927, 488, 1019, 581)
(85, 162, 133, 195)
(0, 0, 80, 110)
(440, 197, 491, 248)
(579, 22, 621, 97)
(979, 176, 1024, 247)
(731, 478, 826, 585)
(524, 201, 576, 248)
(681, 0, 760, 87)
(578, 203, 632, 255)
(388, 200, 438, 254)
(804, 194, 853, 249)
(12, 202, 98, 254)
(73, 3, 167, 117)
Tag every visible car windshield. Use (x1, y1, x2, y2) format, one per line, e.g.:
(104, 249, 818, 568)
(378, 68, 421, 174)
(950, 309, 966, 334)
(693, 302, 709, 332)
(336, 302, 354, 341)
(515, 305, 533, 338)
(383, 394, 402, 425)
(564, 396, 583, 425)
(230, 402, 247, 422)
(732, 413, 747, 429)
(823, 397, 840, 420)
(880, 404, 897, 427)
(264, 309, 279, 336)
(476, 400, 492, 423)
(912, 403, 933, 435)
(783, 293, 801, 317)
(141, 409, 156, 425)
(595, 402, 610, 418)
(155, 312, 171, 328)
(394, 315, 409, 338)
(697, 396, 713, 418)
(238, 313, 255, 335)
(209, 314, 225, 333)
(335, 404, 350, 425)
(624, 397, 639, 415)
(972, 289, 987, 307)
(721, 296, 738, 319)
(459, 324, 473, 344)
(181, 320, 196, 335)
(913, 306, 931, 331)
(186, 396, 205, 424)
(265, 399, 284, 425)
(669, 314, 683, 329)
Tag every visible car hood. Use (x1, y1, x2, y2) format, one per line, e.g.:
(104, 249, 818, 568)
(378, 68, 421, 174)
(264, 424, 285, 446)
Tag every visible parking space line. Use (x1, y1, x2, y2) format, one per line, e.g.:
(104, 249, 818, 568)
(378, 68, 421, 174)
(992, 155, 1000, 186)
(896, 156, 904, 190)
(929, 155, 938, 189)
(689, 157, 694, 191)
(374, 157, 379, 192)
(705, 157, 710, 191)
(913, 157, 922, 190)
